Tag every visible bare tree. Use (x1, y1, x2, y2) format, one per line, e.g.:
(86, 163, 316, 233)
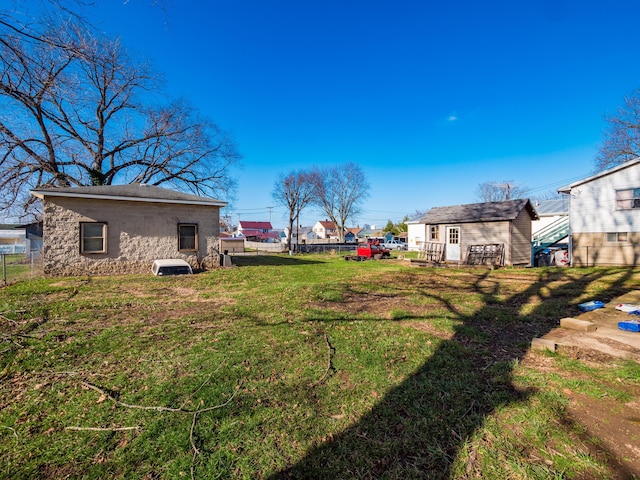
(0, 14, 239, 219)
(596, 88, 640, 171)
(272, 170, 317, 251)
(311, 162, 369, 243)
(475, 181, 527, 203)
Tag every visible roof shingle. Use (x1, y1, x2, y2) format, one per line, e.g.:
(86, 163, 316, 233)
(418, 199, 538, 224)
(30, 184, 226, 206)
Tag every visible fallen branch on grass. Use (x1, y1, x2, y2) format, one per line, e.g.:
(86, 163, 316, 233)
(0, 312, 20, 325)
(81, 380, 242, 415)
(0, 333, 25, 348)
(0, 425, 18, 439)
(80, 377, 242, 480)
(311, 332, 336, 386)
(65, 426, 140, 432)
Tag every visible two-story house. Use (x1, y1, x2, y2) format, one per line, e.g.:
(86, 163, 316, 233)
(558, 157, 640, 266)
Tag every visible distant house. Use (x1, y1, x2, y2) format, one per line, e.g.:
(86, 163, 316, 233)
(0, 222, 43, 256)
(407, 199, 538, 266)
(300, 228, 319, 242)
(558, 158, 640, 266)
(341, 227, 361, 243)
(236, 221, 279, 242)
(312, 220, 338, 239)
(30, 184, 226, 276)
(344, 231, 357, 243)
(282, 226, 307, 245)
(0, 224, 27, 254)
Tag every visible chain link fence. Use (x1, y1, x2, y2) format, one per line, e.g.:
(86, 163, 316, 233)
(1, 252, 44, 285)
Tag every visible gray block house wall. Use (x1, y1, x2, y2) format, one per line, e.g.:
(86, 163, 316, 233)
(31, 185, 226, 276)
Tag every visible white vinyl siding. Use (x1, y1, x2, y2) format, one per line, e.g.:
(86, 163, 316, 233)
(568, 164, 640, 234)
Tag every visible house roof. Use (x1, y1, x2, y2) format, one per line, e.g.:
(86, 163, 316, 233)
(558, 157, 640, 193)
(0, 224, 23, 230)
(418, 199, 538, 224)
(239, 221, 273, 230)
(29, 184, 227, 207)
(316, 220, 336, 229)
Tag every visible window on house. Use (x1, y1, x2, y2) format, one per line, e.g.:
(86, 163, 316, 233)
(80, 222, 107, 254)
(616, 188, 640, 209)
(178, 224, 198, 251)
(430, 225, 439, 241)
(606, 232, 628, 243)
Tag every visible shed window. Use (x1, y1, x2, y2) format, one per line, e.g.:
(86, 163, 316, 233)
(80, 222, 107, 254)
(616, 189, 640, 209)
(430, 225, 439, 241)
(178, 224, 198, 251)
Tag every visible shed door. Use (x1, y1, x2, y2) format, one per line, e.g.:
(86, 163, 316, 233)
(446, 226, 460, 262)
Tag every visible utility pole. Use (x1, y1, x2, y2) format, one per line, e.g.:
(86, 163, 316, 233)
(267, 206, 273, 223)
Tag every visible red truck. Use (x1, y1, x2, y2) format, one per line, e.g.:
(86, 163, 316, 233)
(345, 242, 391, 261)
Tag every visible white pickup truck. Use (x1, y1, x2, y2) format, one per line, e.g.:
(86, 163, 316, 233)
(381, 239, 407, 250)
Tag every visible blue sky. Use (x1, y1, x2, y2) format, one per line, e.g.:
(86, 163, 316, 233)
(84, 1, 640, 227)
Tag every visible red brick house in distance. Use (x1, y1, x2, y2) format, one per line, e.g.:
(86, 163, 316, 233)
(236, 221, 279, 242)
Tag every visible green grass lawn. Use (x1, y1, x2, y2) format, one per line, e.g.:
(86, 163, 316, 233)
(1, 255, 639, 479)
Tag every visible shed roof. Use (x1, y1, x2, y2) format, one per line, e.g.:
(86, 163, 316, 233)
(418, 199, 538, 224)
(30, 184, 226, 207)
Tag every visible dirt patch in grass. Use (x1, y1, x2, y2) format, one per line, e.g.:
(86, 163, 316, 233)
(315, 288, 419, 317)
(403, 320, 456, 340)
(522, 348, 640, 478)
(564, 389, 640, 479)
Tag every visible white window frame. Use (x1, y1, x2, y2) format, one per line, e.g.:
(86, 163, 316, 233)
(615, 188, 640, 210)
(605, 232, 628, 243)
(80, 222, 107, 254)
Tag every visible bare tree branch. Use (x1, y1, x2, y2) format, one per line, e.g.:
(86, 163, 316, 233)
(475, 181, 527, 203)
(311, 162, 369, 243)
(0, 10, 239, 219)
(272, 169, 317, 251)
(596, 88, 640, 171)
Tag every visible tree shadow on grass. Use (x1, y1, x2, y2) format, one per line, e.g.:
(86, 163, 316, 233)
(230, 255, 326, 267)
(270, 267, 638, 479)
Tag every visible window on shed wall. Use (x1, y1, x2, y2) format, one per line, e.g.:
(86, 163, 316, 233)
(606, 232, 628, 243)
(80, 222, 107, 254)
(616, 189, 640, 209)
(430, 225, 439, 241)
(178, 224, 198, 251)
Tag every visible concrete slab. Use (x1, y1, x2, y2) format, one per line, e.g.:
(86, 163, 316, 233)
(559, 317, 597, 332)
(531, 338, 556, 352)
(539, 294, 640, 362)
